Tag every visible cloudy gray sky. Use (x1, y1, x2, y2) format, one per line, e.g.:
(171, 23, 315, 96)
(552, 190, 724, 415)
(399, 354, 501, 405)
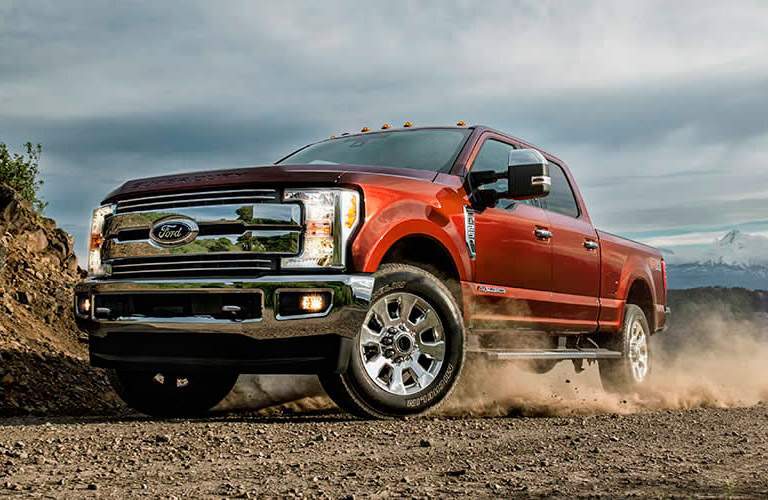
(1, 1, 767, 260)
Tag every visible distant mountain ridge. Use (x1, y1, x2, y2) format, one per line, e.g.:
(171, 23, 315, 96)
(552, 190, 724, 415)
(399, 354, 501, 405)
(700, 229, 768, 267)
(666, 230, 768, 290)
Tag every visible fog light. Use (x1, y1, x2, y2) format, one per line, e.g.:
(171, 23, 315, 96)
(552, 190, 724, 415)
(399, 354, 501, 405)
(300, 294, 326, 313)
(276, 290, 333, 319)
(76, 295, 91, 317)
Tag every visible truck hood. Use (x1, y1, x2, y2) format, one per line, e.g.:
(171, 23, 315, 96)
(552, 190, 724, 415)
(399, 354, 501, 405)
(103, 164, 438, 203)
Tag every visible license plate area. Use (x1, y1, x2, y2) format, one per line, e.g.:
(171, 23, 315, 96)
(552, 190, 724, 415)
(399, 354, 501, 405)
(93, 292, 263, 321)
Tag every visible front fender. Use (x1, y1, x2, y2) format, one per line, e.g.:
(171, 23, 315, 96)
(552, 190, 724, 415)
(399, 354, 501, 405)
(351, 193, 471, 281)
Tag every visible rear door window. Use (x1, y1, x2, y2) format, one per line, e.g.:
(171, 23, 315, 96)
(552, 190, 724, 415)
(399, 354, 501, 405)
(541, 163, 579, 217)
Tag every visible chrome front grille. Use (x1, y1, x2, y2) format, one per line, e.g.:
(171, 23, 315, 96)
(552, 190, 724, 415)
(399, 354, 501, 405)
(115, 189, 280, 213)
(103, 188, 300, 278)
(109, 254, 276, 277)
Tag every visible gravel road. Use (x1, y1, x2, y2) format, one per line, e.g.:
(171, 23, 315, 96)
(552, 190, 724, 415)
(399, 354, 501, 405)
(1, 404, 766, 498)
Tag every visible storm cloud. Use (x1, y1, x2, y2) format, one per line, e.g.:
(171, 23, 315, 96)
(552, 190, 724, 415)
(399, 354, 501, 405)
(1, 0, 767, 258)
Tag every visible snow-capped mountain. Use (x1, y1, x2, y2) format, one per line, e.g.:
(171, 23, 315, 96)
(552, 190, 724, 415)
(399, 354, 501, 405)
(666, 230, 768, 290)
(700, 230, 768, 267)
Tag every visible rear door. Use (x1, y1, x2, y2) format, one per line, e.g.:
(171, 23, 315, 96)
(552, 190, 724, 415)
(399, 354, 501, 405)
(468, 136, 555, 329)
(541, 161, 601, 332)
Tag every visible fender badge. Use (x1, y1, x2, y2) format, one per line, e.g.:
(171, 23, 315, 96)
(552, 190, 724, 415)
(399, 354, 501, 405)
(478, 285, 506, 294)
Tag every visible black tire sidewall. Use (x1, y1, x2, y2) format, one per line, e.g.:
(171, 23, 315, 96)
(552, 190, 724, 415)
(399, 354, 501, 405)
(599, 304, 652, 392)
(345, 266, 464, 416)
(624, 305, 652, 385)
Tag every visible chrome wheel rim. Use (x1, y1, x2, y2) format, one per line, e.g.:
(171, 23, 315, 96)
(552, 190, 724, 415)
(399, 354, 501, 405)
(358, 292, 446, 396)
(628, 320, 649, 382)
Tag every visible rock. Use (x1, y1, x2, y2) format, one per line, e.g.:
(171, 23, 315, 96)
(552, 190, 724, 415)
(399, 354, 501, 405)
(18, 229, 48, 253)
(446, 469, 467, 477)
(419, 439, 432, 448)
(14, 291, 30, 305)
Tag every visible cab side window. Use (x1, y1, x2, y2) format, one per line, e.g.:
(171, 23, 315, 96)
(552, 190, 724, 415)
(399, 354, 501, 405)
(542, 163, 579, 218)
(471, 139, 539, 209)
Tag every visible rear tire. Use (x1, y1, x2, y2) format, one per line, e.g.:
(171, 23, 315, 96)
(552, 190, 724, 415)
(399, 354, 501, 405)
(598, 304, 652, 393)
(320, 264, 465, 419)
(108, 369, 238, 417)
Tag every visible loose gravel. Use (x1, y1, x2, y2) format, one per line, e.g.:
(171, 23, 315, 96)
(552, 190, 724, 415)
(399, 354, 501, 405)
(1, 404, 766, 498)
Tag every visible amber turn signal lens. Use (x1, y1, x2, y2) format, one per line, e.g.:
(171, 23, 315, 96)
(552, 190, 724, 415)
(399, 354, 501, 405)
(89, 234, 103, 251)
(344, 195, 358, 229)
(307, 221, 332, 237)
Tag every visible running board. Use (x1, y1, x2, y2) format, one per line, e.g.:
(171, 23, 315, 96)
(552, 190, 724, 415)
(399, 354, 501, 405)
(469, 348, 623, 361)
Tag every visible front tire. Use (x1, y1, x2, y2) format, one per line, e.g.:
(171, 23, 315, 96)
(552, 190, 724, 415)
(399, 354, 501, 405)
(320, 264, 465, 419)
(108, 369, 238, 417)
(598, 304, 652, 393)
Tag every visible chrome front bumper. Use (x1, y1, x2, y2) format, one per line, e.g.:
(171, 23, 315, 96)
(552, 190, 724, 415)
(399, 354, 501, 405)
(74, 274, 374, 340)
(75, 274, 375, 374)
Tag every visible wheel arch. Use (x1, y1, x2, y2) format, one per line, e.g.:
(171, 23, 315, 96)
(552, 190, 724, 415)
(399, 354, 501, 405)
(625, 278, 655, 332)
(380, 234, 460, 279)
(359, 219, 470, 281)
(378, 233, 463, 305)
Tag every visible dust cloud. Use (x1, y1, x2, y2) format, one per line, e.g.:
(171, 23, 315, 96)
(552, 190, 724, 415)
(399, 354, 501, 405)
(216, 375, 330, 413)
(443, 312, 768, 417)
(215, 306, 768, 418)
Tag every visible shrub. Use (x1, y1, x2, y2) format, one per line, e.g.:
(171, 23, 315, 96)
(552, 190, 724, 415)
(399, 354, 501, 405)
(0, 142, 47, 213)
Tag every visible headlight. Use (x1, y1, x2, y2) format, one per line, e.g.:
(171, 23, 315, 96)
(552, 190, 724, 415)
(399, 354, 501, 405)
(282, 189, 360, 269)
(88, 204, 114, 277)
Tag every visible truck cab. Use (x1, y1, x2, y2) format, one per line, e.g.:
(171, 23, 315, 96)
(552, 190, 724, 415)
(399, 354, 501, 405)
(75, 123, 668, 418)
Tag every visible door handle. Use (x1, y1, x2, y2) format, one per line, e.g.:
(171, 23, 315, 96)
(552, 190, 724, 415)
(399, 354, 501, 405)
(534, 228, 553, 240)
(584, 240, 599, 250)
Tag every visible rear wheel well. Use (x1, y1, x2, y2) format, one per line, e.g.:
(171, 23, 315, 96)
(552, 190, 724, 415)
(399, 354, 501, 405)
(626, 279, 655, 332)
(380, 235, 461, 303)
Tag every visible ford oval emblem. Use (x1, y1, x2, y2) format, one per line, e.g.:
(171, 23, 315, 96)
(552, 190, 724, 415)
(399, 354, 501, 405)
(149, 217, 199, 247)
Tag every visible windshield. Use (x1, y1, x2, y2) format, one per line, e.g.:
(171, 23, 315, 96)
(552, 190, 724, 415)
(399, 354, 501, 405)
(277, 128, 471, 173)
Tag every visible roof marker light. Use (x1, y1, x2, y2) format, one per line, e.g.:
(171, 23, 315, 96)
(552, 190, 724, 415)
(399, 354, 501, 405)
(456, 120, 466, 126)
(381, 123, 391, 129)
(361, 127, 370, 132)
(403, 121, 413, 128)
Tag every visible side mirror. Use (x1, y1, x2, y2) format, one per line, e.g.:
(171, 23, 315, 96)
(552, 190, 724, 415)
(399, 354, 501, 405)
(506, 149, 550, 199)
(467, 148, 551, 208)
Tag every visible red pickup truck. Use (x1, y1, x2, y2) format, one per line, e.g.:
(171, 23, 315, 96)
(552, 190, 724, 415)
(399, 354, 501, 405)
(75, 123, 668, 419)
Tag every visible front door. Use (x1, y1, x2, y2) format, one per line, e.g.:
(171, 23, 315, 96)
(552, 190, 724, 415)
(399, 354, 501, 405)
(468, 137, 555, 330)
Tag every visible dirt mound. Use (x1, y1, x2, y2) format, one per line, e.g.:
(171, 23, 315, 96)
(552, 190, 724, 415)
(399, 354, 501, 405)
(0, 184, 122, 416)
